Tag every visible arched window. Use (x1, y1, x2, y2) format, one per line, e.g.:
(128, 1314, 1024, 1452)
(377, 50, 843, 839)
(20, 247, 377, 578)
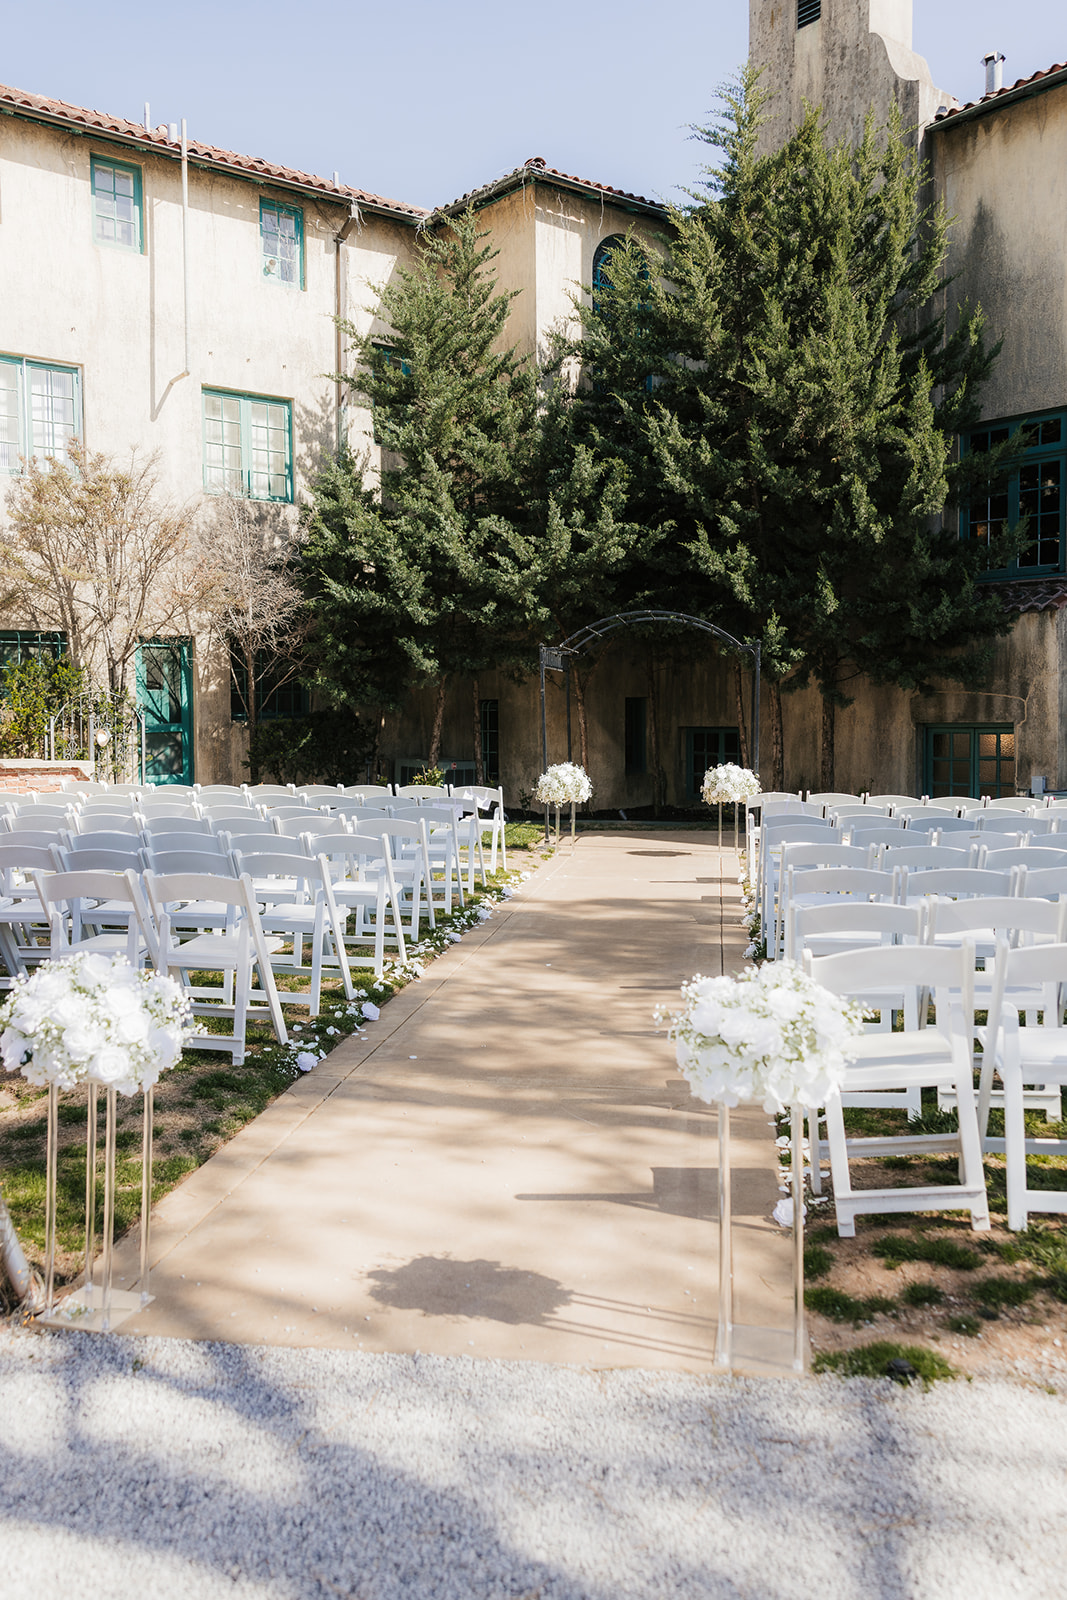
(591, 235, 625, 312)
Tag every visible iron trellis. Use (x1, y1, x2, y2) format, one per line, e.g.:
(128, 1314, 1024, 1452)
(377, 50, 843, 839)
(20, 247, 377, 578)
(538, 608, 761, 786)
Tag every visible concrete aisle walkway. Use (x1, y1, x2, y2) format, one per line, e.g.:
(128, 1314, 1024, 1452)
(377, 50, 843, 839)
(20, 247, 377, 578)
(115, 832, 794, 1373)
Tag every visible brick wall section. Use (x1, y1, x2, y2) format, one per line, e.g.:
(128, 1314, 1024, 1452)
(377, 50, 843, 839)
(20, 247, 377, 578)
(0, 765, 88, 795)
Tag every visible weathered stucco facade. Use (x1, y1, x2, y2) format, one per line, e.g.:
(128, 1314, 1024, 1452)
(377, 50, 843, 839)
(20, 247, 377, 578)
(4, 7, 1066, 803)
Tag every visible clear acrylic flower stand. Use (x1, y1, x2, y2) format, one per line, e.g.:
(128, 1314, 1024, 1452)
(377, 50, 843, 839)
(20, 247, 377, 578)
(38, 1081, 155, 1333)
(716, 1100, 806, 1374)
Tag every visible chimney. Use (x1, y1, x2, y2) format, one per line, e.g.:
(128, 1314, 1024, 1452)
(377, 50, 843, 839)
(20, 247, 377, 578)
(982, 52, 1005, 95)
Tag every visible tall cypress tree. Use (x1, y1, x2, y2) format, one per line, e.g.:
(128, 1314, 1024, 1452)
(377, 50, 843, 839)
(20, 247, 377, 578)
(301, 208, 540, 766)
(565, 71, 1021, 789)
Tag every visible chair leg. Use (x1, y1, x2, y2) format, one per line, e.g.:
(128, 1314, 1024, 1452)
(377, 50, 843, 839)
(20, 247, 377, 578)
(808, 1108, 823, 1195)
(823, 1092, 856, 1236)
(1001, 1057, 1031, 1231)
(954, 1072, 991, 1231)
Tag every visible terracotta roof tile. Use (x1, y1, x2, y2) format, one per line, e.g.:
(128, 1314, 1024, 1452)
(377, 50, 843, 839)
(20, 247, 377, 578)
(439, 156, 664, 216)
(0, 81, 429, 219)
(934, 60, 1067, 123)
(998, 578, 1067, 614)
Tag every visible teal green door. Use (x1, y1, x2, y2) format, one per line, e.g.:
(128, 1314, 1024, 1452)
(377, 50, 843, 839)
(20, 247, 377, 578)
(137, 639, 193, 784)
(923, 724, 1016, 800)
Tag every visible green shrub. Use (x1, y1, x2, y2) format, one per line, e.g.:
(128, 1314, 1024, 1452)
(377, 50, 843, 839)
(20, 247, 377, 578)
(247, 711, 375, 786)
(900, 1282, 945, 1308)
(971, 1276, 1037, 1310)
(804, 1244, 834, 1280)
(813, 1341, 957, 1385)
(805, 1286, 897, 1323)
(874, 1235, 981, 1271)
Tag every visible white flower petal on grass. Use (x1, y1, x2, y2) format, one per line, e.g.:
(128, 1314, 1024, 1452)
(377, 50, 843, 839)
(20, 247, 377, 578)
(361, 1001, 380, 1021)
(296, 1051, 317, 1073)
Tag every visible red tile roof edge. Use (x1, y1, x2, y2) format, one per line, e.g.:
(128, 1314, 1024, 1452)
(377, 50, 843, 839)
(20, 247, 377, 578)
(0, 81, 430, 219)
(437, 156, 665, 217)
(999, 578, 1067, 615)
(933, 60, 1067, 124)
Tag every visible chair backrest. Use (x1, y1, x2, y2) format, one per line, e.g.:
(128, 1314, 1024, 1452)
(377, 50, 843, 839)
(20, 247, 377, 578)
(805, 939, 975, 1029)
(978, 846, 1067, 871)
(761, 818, 836, 844)
(453, 785, 504, 807)
(148, 848, 238, 877)
(778, 842, 874, 873)
(843, 825, 906, 852)
(986, 942, 1067, 1040)
(349, 819, 422, 858)
(828, 804, 887, 822)
(147, 832, 226, 858)
(791, 898, 924, 956)
(206, 809, 273, 830)
(226, 833, 307, 860)
(330, 798, 394, 816)
(786, 863, 895, 895)
(244, 785, 296, 798)
(294, 786, 344, 801)
(0, 842, 62, 883)
(231, 848, 322, 887)
(141, 815, 212, 838)
(340, 785, 393, 798)
(805, 792, 863, 808)
(65, 829, 142, 855)
(273, 813, 350, 838)
(5, 810, 75, 832)
(143, 870, 254, 939)
(867, 795, 923, 809)
(973, 812, 1036, 834)
(984, 795, 1033, 811)
(57, 845, 144, 873)
(926, 894, 1067, 948)
(891, 805, 957, 823)
(32, 867, 147, 959)
(196, 786, 248, 801)
(759, 798, 823, 818)
(899, 866, 1012, 900)
(1014, 865, 1067, 900)
(257, 804, 311, 820)
(75, 813, 143, 836)
(904, 816, 977, 835)
(137, 802, 202, 819)
(0, 827, 68, 850)
(843, 815, 904, 834)
(880, 844, 973, 872)
(395, 784, 449, 800)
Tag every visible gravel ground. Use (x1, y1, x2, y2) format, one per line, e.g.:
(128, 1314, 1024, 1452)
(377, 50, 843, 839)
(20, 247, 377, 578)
(2, 1329, 1066, 1600)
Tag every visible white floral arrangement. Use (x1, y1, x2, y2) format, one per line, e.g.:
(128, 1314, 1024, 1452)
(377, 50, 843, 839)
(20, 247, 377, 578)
(656, 960, 863, 1113)
(534, 762, 592, 806)
(702, 763, 761, 805)
(0, 953, 191, 1095)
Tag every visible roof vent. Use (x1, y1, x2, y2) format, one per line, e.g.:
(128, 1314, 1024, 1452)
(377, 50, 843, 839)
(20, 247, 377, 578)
(982, 51, 1006, 95)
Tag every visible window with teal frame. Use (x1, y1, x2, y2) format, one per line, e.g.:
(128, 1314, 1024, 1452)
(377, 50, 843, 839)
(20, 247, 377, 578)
(964, 411, 1066, 576)
(924, 724, 1016, 800)
(230, 646, 310, 721)
(91, 156, 143, 251)
(202, 390, 293, 502)
(0, 355, 81, 472)
(0, 630, 66, 670)
(684, 727, 740, 800)
(260, 199, 304, 288)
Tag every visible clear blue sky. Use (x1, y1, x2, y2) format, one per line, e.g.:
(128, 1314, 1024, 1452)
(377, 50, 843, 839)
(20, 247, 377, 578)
(1, 2, 1062, 210)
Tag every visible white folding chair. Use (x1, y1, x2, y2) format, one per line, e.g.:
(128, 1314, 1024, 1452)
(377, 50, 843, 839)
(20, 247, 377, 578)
(984, 796, 1035, 813)
(32, 868, 150, 965)
(336, 819, 434, 937)
(231, 849, 354, 1013)
(979, 845, 1067, 872)
(453, 785, 507, 873)
(1014, 865, 1067, 901)
(879, 844, 974, 875)
(316, 834, 407, 978)
(982, 942, 1067, 1227)
(0, 843, 59, 979)
(896, 866, 1012, 910)
(805, 792, 863, 812)
(143, 870, 287, 1061)
(784, 876, 905, 961)
(391, 804, 468, 910)
(804, 941, 990, 1237)
(867, 795, 923, 809)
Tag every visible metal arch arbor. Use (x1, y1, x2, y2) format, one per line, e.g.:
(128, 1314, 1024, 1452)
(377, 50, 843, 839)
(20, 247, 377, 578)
(538, 608, 761, 781)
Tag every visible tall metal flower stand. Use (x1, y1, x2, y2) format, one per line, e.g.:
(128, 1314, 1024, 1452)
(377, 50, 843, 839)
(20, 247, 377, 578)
(716, 1099, 806, 1375)
(38, 1082, 155, 1333)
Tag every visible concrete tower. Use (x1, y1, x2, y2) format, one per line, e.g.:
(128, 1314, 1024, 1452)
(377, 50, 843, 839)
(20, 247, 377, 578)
(749, 0, 958, 154)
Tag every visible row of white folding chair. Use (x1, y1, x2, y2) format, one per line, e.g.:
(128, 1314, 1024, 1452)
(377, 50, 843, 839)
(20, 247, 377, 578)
(804, 941, 989, 1236)
(451, 785, 507, 873)
(787, 892, 1067, 1138)
(29, 867, 287, 1063)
